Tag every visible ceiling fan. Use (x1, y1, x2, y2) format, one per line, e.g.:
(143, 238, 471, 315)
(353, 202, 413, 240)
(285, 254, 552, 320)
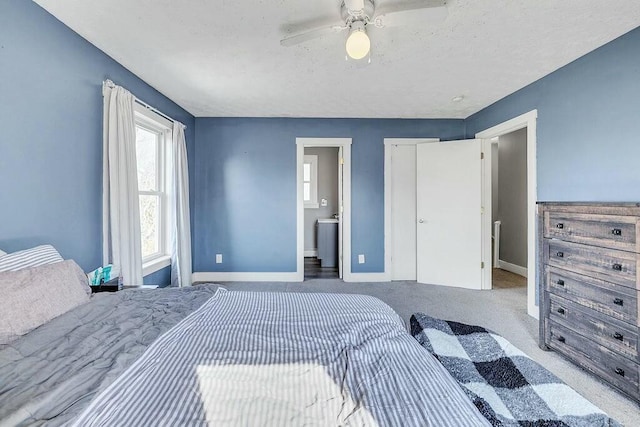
(280, 0, 448, 61)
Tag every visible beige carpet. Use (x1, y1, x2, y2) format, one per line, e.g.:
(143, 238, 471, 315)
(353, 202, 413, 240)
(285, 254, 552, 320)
(492, 268, 527, 289)
(212, 279, 639, 425)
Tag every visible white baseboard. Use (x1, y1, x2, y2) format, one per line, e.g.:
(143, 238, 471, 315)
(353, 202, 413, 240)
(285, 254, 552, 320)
(304, 250, 318, 257)
(344, 272, 390, 282)
(497, 260, 528, 278)
(193, 271, 391, 283)
(193, 272, 302, 283)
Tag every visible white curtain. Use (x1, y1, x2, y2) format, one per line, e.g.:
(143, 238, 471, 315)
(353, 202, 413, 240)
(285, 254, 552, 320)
(171, 123, 192, 287)
(102, 82, 143, 286)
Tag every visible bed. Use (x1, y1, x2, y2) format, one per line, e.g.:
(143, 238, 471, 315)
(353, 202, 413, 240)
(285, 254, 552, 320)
(1, 281, 489, 426)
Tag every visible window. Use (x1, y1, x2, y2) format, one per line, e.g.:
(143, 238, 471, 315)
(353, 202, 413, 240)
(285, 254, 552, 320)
(303, 155, 318, 209)
(134, 105, 172, 270)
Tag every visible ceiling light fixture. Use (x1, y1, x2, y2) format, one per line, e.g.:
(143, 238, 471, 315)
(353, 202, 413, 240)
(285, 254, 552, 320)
(345, 21, 370, 60)
(452, 95, 465, 102)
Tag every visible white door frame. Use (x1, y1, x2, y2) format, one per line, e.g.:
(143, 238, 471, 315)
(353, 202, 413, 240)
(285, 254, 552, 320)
(475, 110, 538, 319)
(296, 138, 352, 281)
(338, 146, 344, 278)
(384, 138, 439, 281)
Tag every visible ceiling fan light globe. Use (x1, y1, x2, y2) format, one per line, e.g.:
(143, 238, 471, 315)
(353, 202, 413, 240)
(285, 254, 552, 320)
(346, 29, 370, 60)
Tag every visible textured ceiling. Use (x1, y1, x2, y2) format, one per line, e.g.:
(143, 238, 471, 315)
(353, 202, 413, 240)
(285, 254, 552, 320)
(34, 0, 640, 118)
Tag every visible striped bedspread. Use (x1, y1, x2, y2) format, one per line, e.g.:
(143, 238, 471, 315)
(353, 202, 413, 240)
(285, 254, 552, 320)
(73, 289, 490, 426)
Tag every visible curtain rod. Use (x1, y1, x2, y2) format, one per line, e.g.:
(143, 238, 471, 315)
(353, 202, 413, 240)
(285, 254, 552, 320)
(103, 80, 186, 130)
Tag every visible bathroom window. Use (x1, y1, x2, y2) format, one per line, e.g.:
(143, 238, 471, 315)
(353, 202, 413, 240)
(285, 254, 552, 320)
(303, 155, 319, 209)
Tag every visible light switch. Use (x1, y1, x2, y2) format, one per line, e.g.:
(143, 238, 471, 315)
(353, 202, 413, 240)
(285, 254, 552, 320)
(358, 254, 365, 264)
(321, 198, 328, 207)
(216, 254, 223, 264)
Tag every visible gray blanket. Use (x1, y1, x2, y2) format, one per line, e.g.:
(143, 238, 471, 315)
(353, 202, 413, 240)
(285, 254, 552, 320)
(0, 285, 219, 426)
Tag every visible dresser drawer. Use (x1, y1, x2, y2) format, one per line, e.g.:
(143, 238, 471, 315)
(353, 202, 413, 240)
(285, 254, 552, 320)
(545, 212, 638, 252)
(544, 239, 638, 288)
(545, 266, 638, 325)
(549, 294, 638, 360)
(547, 321, 639, 398)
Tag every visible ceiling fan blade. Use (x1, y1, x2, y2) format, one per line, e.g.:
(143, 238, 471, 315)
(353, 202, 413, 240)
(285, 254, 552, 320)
(280, 25, 346, 47)
(376, 0, 447, 15)
(374, 0, 448, 27)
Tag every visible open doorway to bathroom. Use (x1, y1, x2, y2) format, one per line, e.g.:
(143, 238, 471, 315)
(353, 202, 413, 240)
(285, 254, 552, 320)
(296, 138, 352, 282)
(303, 147, 340, 279)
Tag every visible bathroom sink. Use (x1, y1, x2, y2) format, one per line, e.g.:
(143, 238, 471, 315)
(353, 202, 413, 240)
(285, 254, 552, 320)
(317, 218, 339, 224)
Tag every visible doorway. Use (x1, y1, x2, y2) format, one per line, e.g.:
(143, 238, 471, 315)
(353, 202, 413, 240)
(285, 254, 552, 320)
(303, 147, 340, 279)
(296, 138, 352, 282)
(489, 130, 528, 288)
(476, 110, 538, 318)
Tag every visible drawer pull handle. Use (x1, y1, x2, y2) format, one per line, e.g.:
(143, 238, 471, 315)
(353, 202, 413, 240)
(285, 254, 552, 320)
(556, 251, 564, 258)
(557, 336, 566, 343)
(614, 368, 625, 377)
(612, 263, 622, 271)
(556, 279, 565, 286)
(556, 223, 564, 229)
(613, 332, 624, 341)
(557, 307, 565, 315)
(612, 228, 622, 236)
(613, 298, 624, 306)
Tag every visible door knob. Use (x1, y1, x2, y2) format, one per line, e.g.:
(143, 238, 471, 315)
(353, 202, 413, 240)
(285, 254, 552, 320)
(418, 219, 424, 223)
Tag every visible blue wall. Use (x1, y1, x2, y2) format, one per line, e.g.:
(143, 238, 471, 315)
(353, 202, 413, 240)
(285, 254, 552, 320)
(466, 26, 640, 202)
(0, 0, 195, 285)
(143, 265, 172, 287)
(194, 118, 465, 273)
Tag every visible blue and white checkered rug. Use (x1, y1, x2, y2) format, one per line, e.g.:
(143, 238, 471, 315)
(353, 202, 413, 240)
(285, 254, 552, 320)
(410, 313, 621, 427)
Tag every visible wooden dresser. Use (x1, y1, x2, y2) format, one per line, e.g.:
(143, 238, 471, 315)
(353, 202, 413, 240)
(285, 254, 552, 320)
(538, 203, 640, 401)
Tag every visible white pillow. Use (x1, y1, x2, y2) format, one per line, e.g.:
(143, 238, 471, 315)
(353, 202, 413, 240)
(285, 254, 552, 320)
(0, 260, 90, 345)
(0, 249, 5, 257)
(0, 245, 63, 272)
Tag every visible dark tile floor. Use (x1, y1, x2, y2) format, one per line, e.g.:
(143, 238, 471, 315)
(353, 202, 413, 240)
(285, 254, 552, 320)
(304, 257, 339, 280)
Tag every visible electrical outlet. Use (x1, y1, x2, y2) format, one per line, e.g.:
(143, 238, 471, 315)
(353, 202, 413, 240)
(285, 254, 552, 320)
(358, 254, 365, 264)
(216, 254, 223, 264)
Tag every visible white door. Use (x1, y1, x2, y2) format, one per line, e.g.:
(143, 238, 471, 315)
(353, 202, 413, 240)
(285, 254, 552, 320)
(338, 147, 344, 279)
(416, 139, 483, 289)
(389, 145, 417, 280)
